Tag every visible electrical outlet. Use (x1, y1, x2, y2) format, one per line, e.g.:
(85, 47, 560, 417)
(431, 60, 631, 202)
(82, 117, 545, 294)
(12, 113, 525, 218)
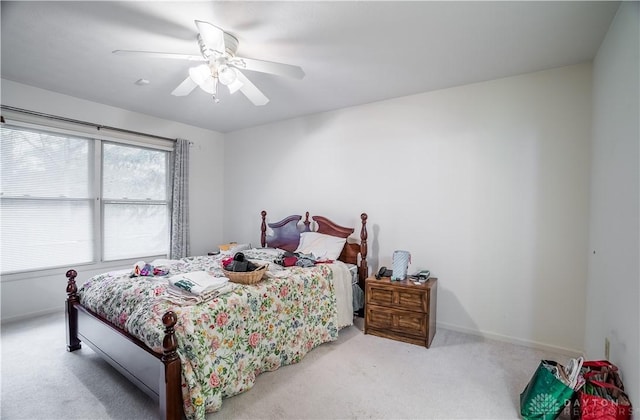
(605, 337, 610, 360)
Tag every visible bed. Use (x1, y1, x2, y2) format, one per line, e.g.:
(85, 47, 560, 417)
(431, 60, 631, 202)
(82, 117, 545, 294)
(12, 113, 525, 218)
(65, 211, 368, 420)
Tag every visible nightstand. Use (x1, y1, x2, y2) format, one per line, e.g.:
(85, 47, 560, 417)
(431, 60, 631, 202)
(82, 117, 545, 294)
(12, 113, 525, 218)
(364, 276, 437, 348)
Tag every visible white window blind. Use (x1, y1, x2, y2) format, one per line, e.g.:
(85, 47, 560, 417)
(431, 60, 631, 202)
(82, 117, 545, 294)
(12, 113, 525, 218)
(102, 143, 169, 261)
(1, 126, 94, 272)
(1, 122, 171, 274)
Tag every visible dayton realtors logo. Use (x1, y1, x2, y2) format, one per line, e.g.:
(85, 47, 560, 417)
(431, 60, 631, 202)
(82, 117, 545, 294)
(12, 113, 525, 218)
(526, 393, 564, 414)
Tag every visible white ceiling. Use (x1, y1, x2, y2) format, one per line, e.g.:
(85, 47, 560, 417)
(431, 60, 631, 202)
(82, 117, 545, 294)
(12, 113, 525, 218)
(1, 1, 619, 133)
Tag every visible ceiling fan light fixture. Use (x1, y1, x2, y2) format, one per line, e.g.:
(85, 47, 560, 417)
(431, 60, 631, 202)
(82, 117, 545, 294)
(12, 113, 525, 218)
(227, 78, 244, 94)
(188, 64, 211, 86)
(116, 20, 303, 106)
(188, 64, 218, 95)
(201, 77, 217, 95)
(218, 65, 237, 86)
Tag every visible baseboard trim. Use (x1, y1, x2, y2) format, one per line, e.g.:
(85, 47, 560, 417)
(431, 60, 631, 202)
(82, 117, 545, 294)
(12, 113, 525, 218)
(437, 321, 583, 357)
(1, 308, 63, 325)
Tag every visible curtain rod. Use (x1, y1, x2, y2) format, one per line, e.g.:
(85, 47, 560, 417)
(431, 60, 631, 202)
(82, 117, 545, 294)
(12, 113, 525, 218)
(0, 105, 176, 142)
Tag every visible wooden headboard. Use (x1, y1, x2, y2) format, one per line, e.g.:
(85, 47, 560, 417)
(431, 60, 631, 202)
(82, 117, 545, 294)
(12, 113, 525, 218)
(260, 210, 369, 284)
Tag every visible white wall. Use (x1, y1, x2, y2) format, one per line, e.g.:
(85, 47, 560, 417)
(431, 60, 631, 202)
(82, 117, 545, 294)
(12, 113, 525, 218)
(2, 64, 594, 354)
(223, 63, 592, 354)
(586, 2, 639, 406)
(0, 79, 225, 321)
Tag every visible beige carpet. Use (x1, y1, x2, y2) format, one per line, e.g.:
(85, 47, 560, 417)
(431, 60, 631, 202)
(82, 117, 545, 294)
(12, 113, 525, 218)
(1, 312, 571, 419)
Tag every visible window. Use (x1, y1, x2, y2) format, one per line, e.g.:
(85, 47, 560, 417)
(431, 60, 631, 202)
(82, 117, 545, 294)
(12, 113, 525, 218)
(1, 123, 171, 274)
(102, 143, 169, 261)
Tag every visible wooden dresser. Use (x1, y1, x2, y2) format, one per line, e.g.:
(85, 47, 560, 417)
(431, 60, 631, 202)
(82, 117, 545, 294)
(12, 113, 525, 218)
(364, 276, 437, 348)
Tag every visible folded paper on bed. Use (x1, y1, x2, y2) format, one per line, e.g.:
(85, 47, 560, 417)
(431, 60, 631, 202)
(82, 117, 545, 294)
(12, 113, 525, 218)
(169, 271, 229, 295)
(165, 282, 238, 306)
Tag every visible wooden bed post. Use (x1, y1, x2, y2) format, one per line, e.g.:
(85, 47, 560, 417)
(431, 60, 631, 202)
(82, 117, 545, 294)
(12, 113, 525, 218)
(160, 311, 183, 420)
(359, 213, 369, 285)
(303, 211, 311, 232)
(260, 210, 267, 248)
(65, 269, 81, 352)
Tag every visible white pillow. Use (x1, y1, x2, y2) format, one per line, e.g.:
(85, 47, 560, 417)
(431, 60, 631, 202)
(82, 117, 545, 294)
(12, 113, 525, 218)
(254, 247, 285, 257)
(249, 259, 284, 273)
(294, 232, 346, 260)
(229, 243, 251, 253)
(221, 243, 251, 255)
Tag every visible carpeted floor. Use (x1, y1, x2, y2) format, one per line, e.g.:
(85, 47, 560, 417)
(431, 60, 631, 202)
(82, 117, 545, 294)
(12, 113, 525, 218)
(1, 312, 572, 419)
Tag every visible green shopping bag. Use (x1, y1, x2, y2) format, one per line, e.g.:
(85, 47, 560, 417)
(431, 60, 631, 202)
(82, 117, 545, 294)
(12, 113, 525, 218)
(520, 360, 575, 419)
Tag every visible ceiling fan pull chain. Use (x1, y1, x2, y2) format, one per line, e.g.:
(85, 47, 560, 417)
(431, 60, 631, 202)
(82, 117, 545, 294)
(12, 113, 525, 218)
(212, 78, 220, 103)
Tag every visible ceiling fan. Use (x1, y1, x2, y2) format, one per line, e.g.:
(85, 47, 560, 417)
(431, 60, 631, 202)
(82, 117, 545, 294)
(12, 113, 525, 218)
(113, 20, 305, 106)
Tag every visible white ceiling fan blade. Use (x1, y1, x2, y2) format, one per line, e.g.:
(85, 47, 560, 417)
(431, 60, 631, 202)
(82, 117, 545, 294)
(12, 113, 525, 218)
(195, 20, 225, 54)
(235, 71, 269, 106)
(171, 77, 198, 96)
(231, 57, 305, 80)
(113, 50, 205, 61)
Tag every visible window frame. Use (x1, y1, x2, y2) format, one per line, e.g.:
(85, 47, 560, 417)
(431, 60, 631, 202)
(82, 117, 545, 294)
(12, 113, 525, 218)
(1, 114, 174, 279)
(100, 140, 172, 262)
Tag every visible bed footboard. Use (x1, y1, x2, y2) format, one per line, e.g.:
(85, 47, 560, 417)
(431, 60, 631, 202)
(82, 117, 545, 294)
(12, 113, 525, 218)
(65, 270, 183, 420)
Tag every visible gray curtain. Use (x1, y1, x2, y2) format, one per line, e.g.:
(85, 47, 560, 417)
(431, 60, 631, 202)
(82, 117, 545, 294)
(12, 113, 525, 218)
(170, 138, 190, 259)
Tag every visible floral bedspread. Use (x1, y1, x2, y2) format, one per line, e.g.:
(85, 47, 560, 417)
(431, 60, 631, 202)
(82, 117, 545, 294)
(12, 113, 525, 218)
(78, 254, 339, 420)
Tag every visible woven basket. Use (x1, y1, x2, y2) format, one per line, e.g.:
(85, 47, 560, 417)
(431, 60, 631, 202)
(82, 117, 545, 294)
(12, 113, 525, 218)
(222, 264, 268, 285)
